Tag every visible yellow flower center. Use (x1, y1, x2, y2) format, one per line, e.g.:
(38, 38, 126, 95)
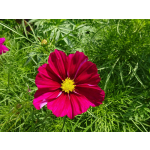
(61, 77, 76, 93)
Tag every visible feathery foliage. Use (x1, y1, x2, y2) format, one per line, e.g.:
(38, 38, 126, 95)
(0, 19, 150, 132)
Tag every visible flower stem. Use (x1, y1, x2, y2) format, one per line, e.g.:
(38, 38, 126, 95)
(61, 116, 67, 132)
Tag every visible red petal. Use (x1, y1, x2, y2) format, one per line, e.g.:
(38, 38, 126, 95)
(33, 89, 61, 110)
(75, 61, 100, 85)
(38, 63, 62, 83)
(47, 92, 73, 119)
(67, 51, 88, 79)
(48, 49, 67, 80)
(47, 91, 97, 119)
(69, 93, 93, 118)
(35, 73, 61, 90)
(75, 84, 105, 106)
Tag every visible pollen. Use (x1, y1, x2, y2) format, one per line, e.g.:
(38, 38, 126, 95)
(61, 77, 76, 93)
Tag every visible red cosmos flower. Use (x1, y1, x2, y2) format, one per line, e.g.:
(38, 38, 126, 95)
(33, 49, 105, 119)
(0, 38, 9, 55)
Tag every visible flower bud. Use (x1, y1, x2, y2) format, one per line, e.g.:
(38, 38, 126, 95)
(41, 39, 47, 45)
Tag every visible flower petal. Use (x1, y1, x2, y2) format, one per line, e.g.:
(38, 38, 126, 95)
(48, 49, 67, 80)
(0, 38, 5, 44)
(33, 89, 61, 110)
(35, 73, 61, 90)
(75, 61, 100, 85)
(67, 51, 88, 79)
(69, 93, 93, 118)
(47, 92, 96, 119)
(38, 63, 62, 83)
(0, 45, 9, 55)
(47, 92, 73, 118)
(75, 84, 105, 106)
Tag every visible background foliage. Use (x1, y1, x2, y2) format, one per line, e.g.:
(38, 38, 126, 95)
(0, 19, 150, 132)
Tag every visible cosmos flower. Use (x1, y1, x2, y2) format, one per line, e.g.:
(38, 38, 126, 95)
(0, 38, 9, 55)
(33, 49, 105, 119)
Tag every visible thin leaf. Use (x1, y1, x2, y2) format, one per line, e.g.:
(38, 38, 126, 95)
(104, 57, 120, 91)
(0, 22, 32, 42)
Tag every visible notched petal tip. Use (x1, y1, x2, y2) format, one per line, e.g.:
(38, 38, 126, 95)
(48, 49, 67, 80)
(67, 51, 88, 79)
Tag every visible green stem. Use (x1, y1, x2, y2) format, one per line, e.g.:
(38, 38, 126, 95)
(61, 116, 67, 132)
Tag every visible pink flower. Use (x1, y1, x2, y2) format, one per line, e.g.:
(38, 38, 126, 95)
(33, 49, 105, 119)
(0, 38, 9, 55)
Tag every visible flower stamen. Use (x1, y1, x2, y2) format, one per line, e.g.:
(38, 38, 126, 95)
(61, 77, 76, 93)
